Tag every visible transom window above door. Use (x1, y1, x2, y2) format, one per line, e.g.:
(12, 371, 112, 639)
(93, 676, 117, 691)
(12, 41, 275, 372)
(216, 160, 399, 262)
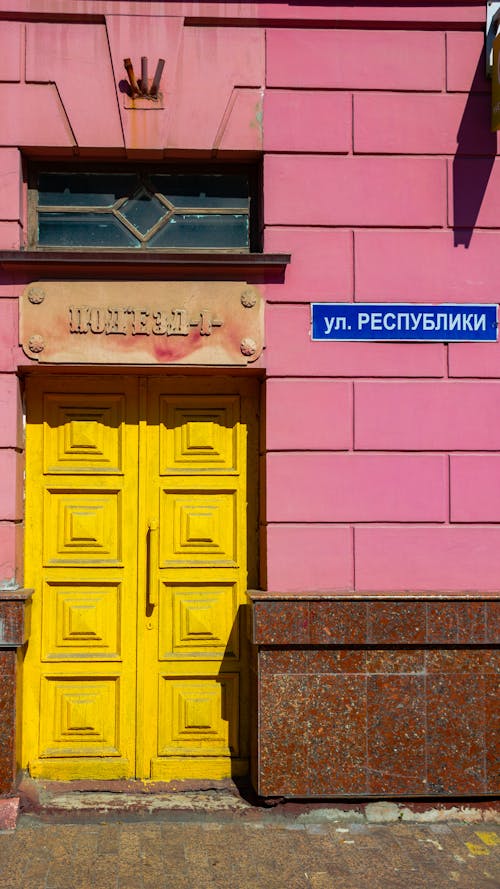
(29, 167, 255, 251)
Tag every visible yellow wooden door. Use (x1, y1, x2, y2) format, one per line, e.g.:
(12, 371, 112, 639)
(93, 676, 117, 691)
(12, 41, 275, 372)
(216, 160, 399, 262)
(23, 374, 257, 781)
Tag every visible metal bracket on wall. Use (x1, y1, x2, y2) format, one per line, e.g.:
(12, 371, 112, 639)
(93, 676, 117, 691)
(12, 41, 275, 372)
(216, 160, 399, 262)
(486, 1, 500, 75)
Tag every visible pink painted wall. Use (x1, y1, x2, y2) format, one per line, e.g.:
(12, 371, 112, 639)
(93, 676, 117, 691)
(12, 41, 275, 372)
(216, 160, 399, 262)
(262, 16, 500, 592)
(0, 2, 498, 594)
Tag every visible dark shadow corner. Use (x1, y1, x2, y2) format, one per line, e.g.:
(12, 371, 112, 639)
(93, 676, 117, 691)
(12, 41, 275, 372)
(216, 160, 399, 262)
(453, 47, 497, 247)
(216, 602, 267, 806)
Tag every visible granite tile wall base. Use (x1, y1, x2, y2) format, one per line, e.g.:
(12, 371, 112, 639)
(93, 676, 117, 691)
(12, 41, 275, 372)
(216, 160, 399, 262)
(0, 797, 19, 830)
(250, 591, 500, 798)
(0, 590, 32, 797)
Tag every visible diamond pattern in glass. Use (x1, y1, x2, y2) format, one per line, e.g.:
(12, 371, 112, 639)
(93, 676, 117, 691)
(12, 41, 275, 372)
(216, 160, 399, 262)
(119, 189, 168, 236)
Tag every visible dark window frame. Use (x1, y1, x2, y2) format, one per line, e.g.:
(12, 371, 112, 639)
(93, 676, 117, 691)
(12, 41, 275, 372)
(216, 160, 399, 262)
(27, 161, 262, 254)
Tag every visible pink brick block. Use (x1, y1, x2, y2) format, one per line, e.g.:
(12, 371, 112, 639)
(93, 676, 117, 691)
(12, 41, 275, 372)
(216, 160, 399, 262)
(0, 223, 21, 250)
(265, 228, 353, 303)
(354, 93, 496, 155)
(217, 88, 263, 152)
(0, 451, 23, 522)
(0, 523, 21, 587)
(166, 25, 265, 151)
(355, 230, 500, 302)
(355, 382, 500, 450)
(355, 526, 500, 591)
(266, 380, 352, 450)
(0, 374, 23, 448)
(0, 22, 21, 81)
(0, 302, 22, 373)
(449, 341, 500, 379)
(265, 156, 446, 226)
(266, 29, 444, 90)
(0, 83, 74, 148)
(450, 456, 500, 522)
(266, 305, 446, 378)
(266, 453, 447, 522)
(264, 90, 351, 152)
(265, 524, 353, 592)
(446, 32, 489, 93)
(0, 798, 19, 831)
(26, 23, 123, 149)
(449, 159, 500, 229)
(0, 150, 21, 222)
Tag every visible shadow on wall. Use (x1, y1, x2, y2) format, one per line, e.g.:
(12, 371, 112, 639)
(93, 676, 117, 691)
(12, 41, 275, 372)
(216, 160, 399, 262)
(453, 47, 497, 247)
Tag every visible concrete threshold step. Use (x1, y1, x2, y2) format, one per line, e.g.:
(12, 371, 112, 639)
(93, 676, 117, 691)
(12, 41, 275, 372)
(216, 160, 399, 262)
(17, 776, 256, 821)
(13, 777, 500, 828)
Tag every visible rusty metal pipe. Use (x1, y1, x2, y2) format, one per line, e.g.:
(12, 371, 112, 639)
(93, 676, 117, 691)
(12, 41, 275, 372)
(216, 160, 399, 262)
(124, 58, 141, 97)
(140, 56, 148, 94)
(150, 58, 165, 97)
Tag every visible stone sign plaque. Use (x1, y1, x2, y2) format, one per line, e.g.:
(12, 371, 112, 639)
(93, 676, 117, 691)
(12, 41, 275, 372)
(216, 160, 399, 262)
(20, 281, 263, 365)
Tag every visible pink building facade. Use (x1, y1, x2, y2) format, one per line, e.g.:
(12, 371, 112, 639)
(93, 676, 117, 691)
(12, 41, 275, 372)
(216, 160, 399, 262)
(0, 0, 498, 815)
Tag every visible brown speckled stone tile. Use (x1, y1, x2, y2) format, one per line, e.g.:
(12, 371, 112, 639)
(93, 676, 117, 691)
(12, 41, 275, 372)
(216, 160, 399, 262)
(0, 652, 16, 794)
(308, 649, 366, 673)
(484, 649, 500, 673)
(425, 602, 486, 644)
(0, 601, 25, 646)
(457, 602, 487, 643)
(253, 602, 309, 645)
(366, 649, 425, 674)
(427, 673, 486, 794)
(367, 603, 426, 645)
(486, 601, 500, 643)
(426, 603, 459, 643)
(258, 674, 308, 797)
(309, 601, 367, 644)
(308, 674, 367, 795)
(367, 675, 426, 795)
(485, 674, 500, 793)
(425, 649, 486, 673)
(259, 648, 308, 674)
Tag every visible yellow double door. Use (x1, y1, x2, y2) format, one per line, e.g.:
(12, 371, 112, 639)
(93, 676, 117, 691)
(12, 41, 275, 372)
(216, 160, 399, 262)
(23, 374, 257, 781)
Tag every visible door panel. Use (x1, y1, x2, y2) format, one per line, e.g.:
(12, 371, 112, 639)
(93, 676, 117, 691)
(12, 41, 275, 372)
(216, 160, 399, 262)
(23, 376, 139, 779)
(140, 378, 252, 779)
(23, 374, 257, 781)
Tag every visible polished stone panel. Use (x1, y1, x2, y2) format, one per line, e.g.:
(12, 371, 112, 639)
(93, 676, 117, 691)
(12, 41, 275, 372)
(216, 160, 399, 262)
(0, 651, 16, 794)
(367, 675, 426, 795)
(309, 674, 367, 795)
(0, 590, 32, 796)
(250, 591, 500, 798)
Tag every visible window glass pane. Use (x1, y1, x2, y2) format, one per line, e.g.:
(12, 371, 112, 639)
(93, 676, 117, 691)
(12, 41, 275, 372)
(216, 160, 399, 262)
(38, 213, 140, 247)
(148, 214, 248, 248)
(151, 174, 249, 209)
(38, 173, 138, 207)
(118, 192, 168, 235)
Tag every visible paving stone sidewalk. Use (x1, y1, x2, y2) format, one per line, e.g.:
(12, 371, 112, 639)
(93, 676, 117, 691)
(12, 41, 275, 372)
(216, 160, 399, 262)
(1, 811, 499, 889)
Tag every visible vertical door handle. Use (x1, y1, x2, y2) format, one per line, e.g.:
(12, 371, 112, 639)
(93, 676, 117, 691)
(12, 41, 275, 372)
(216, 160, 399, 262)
(148, 521, 159, 607)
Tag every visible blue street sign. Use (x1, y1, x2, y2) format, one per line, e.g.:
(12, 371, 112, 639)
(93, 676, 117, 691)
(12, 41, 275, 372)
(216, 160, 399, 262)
(311, 303, 498, 343)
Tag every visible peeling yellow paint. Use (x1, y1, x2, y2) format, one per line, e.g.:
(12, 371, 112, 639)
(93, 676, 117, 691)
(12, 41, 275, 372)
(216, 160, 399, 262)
(465, 842, 490, 856)
(475, 831, 500, 846)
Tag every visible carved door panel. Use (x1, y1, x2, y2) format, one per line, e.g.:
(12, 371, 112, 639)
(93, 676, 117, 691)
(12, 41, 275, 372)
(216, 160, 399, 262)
(139, 378, 254, 780)
(23, 376, 139, 779)
(23, 374, 256, 781)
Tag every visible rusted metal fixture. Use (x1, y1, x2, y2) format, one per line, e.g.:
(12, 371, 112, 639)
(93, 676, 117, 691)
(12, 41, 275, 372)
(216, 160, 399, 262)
(140, 56, 148, 94)
(150, 59, 165, 98)
(124, 58, 141, 97)
(123, 57, 165, 99)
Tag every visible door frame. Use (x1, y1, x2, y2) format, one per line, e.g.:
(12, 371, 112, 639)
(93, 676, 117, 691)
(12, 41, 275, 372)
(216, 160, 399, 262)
(21, 370, 261, 782)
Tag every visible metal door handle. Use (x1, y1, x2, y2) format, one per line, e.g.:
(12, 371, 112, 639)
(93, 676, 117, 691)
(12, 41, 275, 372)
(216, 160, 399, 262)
(148, 521, 159, 607)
